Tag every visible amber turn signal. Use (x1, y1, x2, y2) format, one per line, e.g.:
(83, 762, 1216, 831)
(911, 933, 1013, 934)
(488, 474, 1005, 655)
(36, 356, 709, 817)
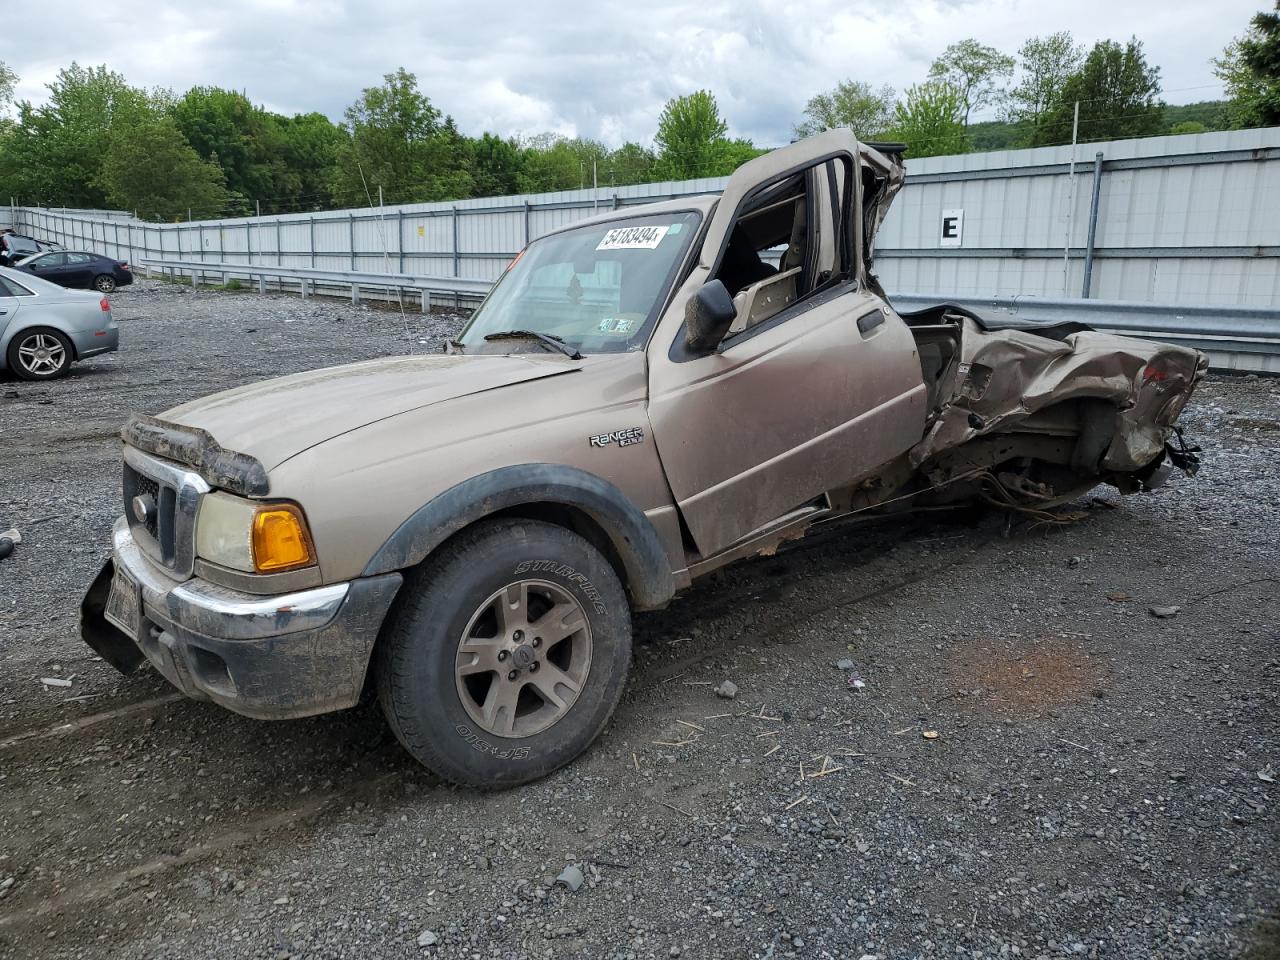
(251, 504, 315, 572)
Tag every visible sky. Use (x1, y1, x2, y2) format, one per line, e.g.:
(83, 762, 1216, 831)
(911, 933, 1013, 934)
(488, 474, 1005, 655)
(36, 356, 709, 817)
(0, 0, 1263, 147)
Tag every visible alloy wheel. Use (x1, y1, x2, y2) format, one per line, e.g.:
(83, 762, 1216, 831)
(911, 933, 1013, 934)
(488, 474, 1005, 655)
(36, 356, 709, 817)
(16, 333, 67, 377)
(454, 579, 592, 738)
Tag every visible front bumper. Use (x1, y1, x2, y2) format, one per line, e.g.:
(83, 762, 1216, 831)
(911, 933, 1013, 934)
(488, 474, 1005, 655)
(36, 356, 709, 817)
(81, 519, 402, 720)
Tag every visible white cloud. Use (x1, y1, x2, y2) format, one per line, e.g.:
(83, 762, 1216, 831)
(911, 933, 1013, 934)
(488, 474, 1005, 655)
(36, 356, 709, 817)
(0, 0, 1255, 146)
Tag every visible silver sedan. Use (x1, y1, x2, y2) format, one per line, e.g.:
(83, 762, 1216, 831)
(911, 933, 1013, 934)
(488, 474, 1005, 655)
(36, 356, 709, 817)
(0, 265, 119, 380)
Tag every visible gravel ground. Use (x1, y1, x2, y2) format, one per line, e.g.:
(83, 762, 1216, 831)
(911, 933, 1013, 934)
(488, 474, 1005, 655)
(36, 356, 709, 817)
(0, 279, 1276, 960)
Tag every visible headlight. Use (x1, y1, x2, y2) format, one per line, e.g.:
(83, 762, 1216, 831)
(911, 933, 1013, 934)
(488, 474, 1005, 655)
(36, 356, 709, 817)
(196, 493, 316, 573)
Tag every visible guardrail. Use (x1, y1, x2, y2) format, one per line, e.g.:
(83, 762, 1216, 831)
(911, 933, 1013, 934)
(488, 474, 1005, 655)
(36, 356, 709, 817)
(140, 258, 493, 310)
(138, 258, 1278, 373)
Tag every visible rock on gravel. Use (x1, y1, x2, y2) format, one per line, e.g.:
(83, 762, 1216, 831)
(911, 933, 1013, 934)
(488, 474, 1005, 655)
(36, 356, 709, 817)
(714, 679, 738, 699)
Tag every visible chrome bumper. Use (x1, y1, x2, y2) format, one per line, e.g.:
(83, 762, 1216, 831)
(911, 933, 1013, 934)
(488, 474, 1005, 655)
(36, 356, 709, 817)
(83, 519, 402, 720)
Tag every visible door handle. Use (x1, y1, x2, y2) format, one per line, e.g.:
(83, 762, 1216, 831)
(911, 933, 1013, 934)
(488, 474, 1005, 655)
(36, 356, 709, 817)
(856, 309, 885, 336)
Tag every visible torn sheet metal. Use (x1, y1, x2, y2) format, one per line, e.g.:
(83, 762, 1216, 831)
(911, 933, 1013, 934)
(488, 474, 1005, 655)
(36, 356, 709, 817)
(910, 316, 1207, 472)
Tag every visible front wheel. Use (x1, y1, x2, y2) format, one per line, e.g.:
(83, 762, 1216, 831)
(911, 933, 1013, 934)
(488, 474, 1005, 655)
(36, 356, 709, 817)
(376, 518, 632, 787)
(93, 274, 116, 293)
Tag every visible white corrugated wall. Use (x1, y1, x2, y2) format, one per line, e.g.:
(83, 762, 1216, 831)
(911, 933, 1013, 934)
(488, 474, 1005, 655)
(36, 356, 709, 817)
(10, 128, 1279, 307)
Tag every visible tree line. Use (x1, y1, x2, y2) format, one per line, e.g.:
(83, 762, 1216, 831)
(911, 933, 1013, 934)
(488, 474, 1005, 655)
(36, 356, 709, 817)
(0, 3, 1274, 222)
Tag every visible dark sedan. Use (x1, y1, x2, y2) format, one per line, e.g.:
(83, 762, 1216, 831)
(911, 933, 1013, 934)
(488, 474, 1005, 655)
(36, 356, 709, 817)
(14, 250, 133, 293)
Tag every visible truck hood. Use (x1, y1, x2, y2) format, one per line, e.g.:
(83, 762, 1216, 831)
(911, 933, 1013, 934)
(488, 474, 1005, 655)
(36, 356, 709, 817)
(158, 353, 580, 471)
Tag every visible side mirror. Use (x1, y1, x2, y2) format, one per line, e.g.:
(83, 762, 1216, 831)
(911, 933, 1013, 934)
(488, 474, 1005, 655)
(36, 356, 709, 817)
(684, 279, 737, 351)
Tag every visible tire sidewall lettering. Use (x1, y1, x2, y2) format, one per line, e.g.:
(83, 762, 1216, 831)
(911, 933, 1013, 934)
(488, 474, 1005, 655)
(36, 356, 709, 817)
(454, 723, 531, 760)
(512, 559, 607, 614)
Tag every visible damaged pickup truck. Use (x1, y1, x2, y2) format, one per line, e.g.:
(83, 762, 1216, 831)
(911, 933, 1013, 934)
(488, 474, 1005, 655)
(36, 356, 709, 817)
(82, 130, 1205, 787)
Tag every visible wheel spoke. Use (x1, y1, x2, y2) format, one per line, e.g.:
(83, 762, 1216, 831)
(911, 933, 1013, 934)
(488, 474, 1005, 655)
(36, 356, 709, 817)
(492, 582, 529, 634)
(456, 638, 503, 676)
(534, 602, 587, 646)
(529, 661, 582, 710)
(479, 677, 521, 735)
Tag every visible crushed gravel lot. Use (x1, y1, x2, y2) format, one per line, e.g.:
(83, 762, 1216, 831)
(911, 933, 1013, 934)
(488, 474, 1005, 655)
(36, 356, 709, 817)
(0, 279, 1276, 960)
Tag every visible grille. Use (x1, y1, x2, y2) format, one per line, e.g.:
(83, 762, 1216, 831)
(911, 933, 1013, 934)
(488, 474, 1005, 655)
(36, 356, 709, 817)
(133, 472, 160, 539)
(123, 460, 178, 569)
(120, 449, 209, 578)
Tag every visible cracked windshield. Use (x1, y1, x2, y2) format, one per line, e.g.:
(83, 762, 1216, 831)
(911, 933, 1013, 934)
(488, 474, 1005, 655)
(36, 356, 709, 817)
(458, 211, 700, 354)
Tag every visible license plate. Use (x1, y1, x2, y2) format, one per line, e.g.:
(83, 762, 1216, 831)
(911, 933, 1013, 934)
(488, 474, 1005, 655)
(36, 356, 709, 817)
(104, 563, 141, 641)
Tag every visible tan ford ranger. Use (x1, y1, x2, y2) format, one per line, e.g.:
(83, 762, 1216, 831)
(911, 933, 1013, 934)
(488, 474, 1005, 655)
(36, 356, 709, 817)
(81, 131, 1205, 787)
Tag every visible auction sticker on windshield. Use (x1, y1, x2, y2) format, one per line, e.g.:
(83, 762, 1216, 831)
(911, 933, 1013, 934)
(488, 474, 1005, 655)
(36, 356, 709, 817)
(596, 225, 670, 251)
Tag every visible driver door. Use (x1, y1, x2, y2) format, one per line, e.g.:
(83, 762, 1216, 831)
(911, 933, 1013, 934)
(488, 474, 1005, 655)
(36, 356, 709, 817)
(646, 134, 927, 557)
(26, 252, 66, 282)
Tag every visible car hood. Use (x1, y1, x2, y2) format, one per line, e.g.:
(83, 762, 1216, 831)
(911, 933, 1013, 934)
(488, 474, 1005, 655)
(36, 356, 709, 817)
(159, 352, 580, 471)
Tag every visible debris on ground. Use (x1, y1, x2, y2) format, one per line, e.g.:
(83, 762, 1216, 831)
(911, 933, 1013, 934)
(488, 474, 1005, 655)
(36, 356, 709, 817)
(416, 929, 438, 948)
(835, 658, 856, 670)
(39, 677, 72, 688)
(556, 864, 585, 892)
(1149, 605, 1182, 618)
(0, 527, 19, 561)
(714, 680, 738, 700)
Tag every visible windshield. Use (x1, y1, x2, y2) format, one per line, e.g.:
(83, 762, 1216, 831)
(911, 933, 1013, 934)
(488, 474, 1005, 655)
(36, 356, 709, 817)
(457, 210, 701, 355)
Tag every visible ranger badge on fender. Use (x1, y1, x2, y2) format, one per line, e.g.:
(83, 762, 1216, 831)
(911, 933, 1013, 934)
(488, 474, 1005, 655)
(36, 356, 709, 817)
(589, 426, 645, 448)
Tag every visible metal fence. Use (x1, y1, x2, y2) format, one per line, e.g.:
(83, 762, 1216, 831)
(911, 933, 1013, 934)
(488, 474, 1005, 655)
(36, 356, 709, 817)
(139, 256, 1280, 373)
(10, 127, 1280, 309)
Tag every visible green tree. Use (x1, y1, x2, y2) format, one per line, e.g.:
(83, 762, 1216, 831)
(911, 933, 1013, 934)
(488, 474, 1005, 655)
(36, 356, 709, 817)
(100, 116, 228, 219)
(169, 87, 312, 214)
(0, 63, 152, 207)
(1169, 120, 1208, 135)
(886, 81, 971, 158)
(604, 142, 656, 185)
(330, 68, 471, 205)
(280, 112, 346, 210)
(515, 135, 609, 192)
(1034, 38, 1164, 145)
(794, 80, 895, 139)
(653, 90, 729, 179)
(468, 133, 523, 197)
(0, 60, 16, 117)
(928, 39, 1015, 127)
(1006, 32, 1084, 138)
(1215, 2, 1280, 127)
(716, 138, 769, 171)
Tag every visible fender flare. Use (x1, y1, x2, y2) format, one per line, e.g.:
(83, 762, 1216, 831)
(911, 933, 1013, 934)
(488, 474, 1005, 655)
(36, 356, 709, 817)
(360, 463, 676, 610)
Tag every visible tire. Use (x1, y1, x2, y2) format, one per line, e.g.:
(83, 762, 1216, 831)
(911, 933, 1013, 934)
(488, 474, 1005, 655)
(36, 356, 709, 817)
(7, 328, 73, 381)
(93, 274, 116, 293)
(376, 518, 631, 788)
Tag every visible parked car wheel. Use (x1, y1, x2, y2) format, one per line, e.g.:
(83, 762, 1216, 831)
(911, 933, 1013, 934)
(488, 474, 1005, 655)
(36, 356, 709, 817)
(7, 328, 73, 381)
(93, 274, 116, 293)
(377, 518, 632, 787)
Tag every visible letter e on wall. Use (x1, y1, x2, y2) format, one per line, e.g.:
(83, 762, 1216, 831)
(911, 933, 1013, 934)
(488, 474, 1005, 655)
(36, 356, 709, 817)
(940, 209, 964, 248)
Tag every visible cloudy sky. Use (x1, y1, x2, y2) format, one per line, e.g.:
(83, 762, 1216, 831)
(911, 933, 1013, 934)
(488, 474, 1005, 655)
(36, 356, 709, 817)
(0, 0, 1262, 146)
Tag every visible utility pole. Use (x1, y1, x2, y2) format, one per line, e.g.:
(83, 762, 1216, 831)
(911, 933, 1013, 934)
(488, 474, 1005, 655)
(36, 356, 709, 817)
(256, 199, 261, 218)
(593, 160, 599, 212)
(1062, 100, 1080, 297)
